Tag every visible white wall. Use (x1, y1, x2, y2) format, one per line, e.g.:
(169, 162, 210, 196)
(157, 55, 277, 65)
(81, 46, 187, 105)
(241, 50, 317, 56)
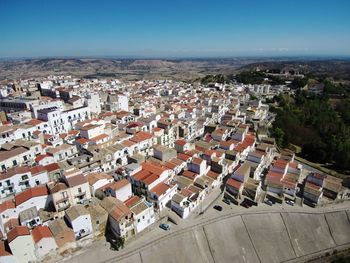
(9, 236, 37, 263)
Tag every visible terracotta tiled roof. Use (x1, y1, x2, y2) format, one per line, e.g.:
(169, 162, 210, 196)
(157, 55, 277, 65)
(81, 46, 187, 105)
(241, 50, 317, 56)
(76, 138, 89, 144)
(141, 162, 167, 176)
(150, 182, 170, 196)
(124, 195, 141, 208)
(177, 153, 191, 162)
(226, 178, 243, 189)
(0, 166, 30, 181)
(113, 179, 130, 190)
(44, 163, 60, 173)
(35, 154, 50, 162)
(0, 241, 12, 256)
(7, 226, 30, 243)
(175, 139, 187, 146)
(191, 157, 204, 166)
(30, 165, 47, 175)
(15, 185, 48, 206)
(109, 202, 131, 221)
(26, 119, 43, 126)
(182, 170, 197, 180)
(90, 134, 108, 143)
(0, 200, 15, 214)
(66, 174, 87, 188)
(31, 225, 53, 243)
(130, 131, 153, 143)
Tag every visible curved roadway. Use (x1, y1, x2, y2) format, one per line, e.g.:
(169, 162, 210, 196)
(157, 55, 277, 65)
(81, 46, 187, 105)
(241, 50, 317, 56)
(62, 201, 350, 263)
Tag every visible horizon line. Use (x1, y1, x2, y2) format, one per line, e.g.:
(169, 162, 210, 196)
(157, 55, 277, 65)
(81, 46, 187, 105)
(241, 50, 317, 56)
(1, 54, 350, 61)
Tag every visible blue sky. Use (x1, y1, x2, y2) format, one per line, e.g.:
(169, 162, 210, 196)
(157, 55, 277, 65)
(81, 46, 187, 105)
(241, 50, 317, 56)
(0, 0, 350, 58)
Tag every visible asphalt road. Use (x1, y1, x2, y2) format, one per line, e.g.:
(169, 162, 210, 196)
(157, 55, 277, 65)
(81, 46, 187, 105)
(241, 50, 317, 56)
(58, 193, 350, 263)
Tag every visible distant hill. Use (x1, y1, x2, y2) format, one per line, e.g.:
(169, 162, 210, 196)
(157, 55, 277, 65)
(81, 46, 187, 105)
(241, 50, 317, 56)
(239, 59, 350, 80)
(0, 58, 252, 81)
(1, 57, 350, 81)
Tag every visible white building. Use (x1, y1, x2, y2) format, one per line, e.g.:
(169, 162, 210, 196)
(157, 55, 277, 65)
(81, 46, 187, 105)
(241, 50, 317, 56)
(85, 93, 102, 115)
(7, 226, 37, 263)
(126, 196, 155, 233)
(0, 166, 49, 199)
(32, 225, 58, 259)
(65, 205, 93, 240)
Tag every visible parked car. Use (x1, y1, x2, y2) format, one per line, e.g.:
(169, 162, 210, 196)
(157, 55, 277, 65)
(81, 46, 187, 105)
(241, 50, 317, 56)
(240, 202, 250, 208)
(244, 198, 257, 206)
(264, 200, 273, 206)
(223, 198, 231, 205)
(213, 205, 223, 211)
(159, 223, 171, 231)
(286, 200, 295, 206)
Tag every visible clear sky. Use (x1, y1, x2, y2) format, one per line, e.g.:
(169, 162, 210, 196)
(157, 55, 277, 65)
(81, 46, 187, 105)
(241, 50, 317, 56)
(0, 0, 350, 58)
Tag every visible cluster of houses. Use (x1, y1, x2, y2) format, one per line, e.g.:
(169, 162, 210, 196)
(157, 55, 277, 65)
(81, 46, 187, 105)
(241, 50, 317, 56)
(0, 76, 348, 263)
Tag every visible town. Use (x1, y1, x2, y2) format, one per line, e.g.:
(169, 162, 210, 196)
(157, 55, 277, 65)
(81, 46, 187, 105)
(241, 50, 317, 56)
(0, 75, 349, 263)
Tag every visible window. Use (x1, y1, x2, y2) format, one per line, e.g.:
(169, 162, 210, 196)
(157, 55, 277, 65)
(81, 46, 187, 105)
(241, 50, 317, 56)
(12, 160, 17, 166)
(1, 165, 5, 171)
(137, 219, 140, 223)
(23, 155, 27, 161)
(21, 174, 28, 180)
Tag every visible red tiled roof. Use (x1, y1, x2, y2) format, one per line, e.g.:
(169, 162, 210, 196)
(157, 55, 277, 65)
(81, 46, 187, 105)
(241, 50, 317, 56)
(44, 163, 60, 172)
(0, 241, 12, 256)
(35, 154, 50, 162)
(226, 178, 243, 189)
(182, 170, 197, 180)
(124, 196, 141, 208)
(177, 153, 191, 162)
(109, 179, 130, 190)
(76, 138, 89, 144)
(109, 202, 131, 221)
(121, 140, 136, 147)
(142, 162, 167, 176)
(30, 165, 47, 175)
(90, 134, 108, 143)
(142, 174, 159, 185)
(133, 170, 152, 181)
(31, 226, 53, 243)
(267, 170, 284, 179)
(191, 157, 204, 166)
(26, 119, 43, 126)
(15, 185, 48, 206)
(0, 166, 30, 181)
(207, 170, 220, 180)
(7, 226, 30, 243)
(150, 182, 170, 196)
(175, 139, 187, 146)
(0, 200, 15, 214)
(130, 131, 153, 143)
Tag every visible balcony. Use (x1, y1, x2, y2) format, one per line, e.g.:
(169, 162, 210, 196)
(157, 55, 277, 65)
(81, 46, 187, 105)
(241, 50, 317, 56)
(57, 202, 70, 212)
(3, 183, 14, 189)
(56, 196, 69, 204)
(74, 191, 86, 198)
(19, 179, 30, 186)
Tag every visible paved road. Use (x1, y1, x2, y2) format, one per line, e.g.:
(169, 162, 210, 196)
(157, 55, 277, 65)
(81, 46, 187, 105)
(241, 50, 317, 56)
(59, 197, 350, 263)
